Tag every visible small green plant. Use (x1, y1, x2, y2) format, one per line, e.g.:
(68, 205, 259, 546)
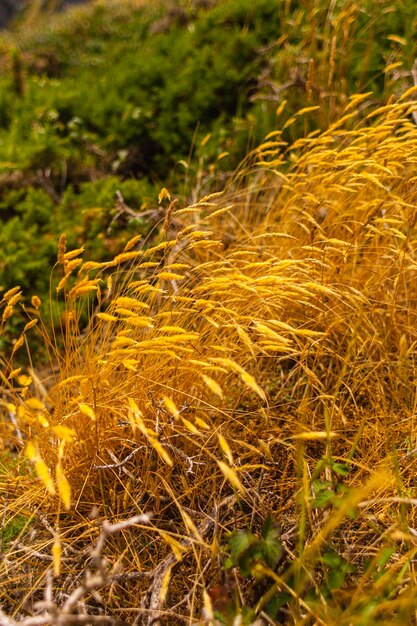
(310, 456, 354, 510)
(226, 515, 283, 578)
(220, 507, 357, 623)
(217, 515, 284, 624)
(1, 514, 31, 552)
(0, 453, 32, 552)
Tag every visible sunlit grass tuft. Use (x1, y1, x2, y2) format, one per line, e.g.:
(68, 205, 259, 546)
(3, 92, 417, 623)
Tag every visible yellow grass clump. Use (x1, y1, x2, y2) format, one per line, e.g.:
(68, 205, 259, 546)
(2, 92, 417, 624)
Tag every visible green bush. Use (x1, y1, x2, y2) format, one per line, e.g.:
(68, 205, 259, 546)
(0, 0, 283, 311)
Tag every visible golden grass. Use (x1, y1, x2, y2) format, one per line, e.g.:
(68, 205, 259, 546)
(3, 92, 417, 624)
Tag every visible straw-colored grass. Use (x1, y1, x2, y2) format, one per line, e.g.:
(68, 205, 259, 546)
(2, 91, 417, 625)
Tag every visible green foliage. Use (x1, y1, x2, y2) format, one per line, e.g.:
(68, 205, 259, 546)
(1, 514, 30, 551)
(226, 515, 283, 578)
(0, 0, 283, 313)
(0, 454, 31, 551)
(0, 188, 56, 293)
(0, 176, 153, 289)
(0, 0, 281, 179)
(221, 515, 285, 622)
(219, 455, 408, 625)
(220, 505, 364, 623)
(310, 456, 354, 510)
(319, 549, 356, 592)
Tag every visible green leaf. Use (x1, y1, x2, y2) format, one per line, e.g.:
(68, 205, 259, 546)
(326, 568, 345, 590)
(320, 550, 344, 569)
(261, 538, 283, 570)
(261, 514, 280, 543)
(240, 543, 264, 577)
(372, 547, 397, 581)
(260, 514, 283, 568)
(265, 592, 292, 618)
(224, 557, 234, 570)
(331, 462, 350, 477)
(228, 530, 256, 563)
(311, 480, 336, 508)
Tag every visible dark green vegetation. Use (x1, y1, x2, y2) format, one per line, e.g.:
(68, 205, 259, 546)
(0, 0, 281, 304)
(0, 0, 416, 311)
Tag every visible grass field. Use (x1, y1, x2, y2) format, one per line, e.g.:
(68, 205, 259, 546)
(2, 2, 417, 625)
